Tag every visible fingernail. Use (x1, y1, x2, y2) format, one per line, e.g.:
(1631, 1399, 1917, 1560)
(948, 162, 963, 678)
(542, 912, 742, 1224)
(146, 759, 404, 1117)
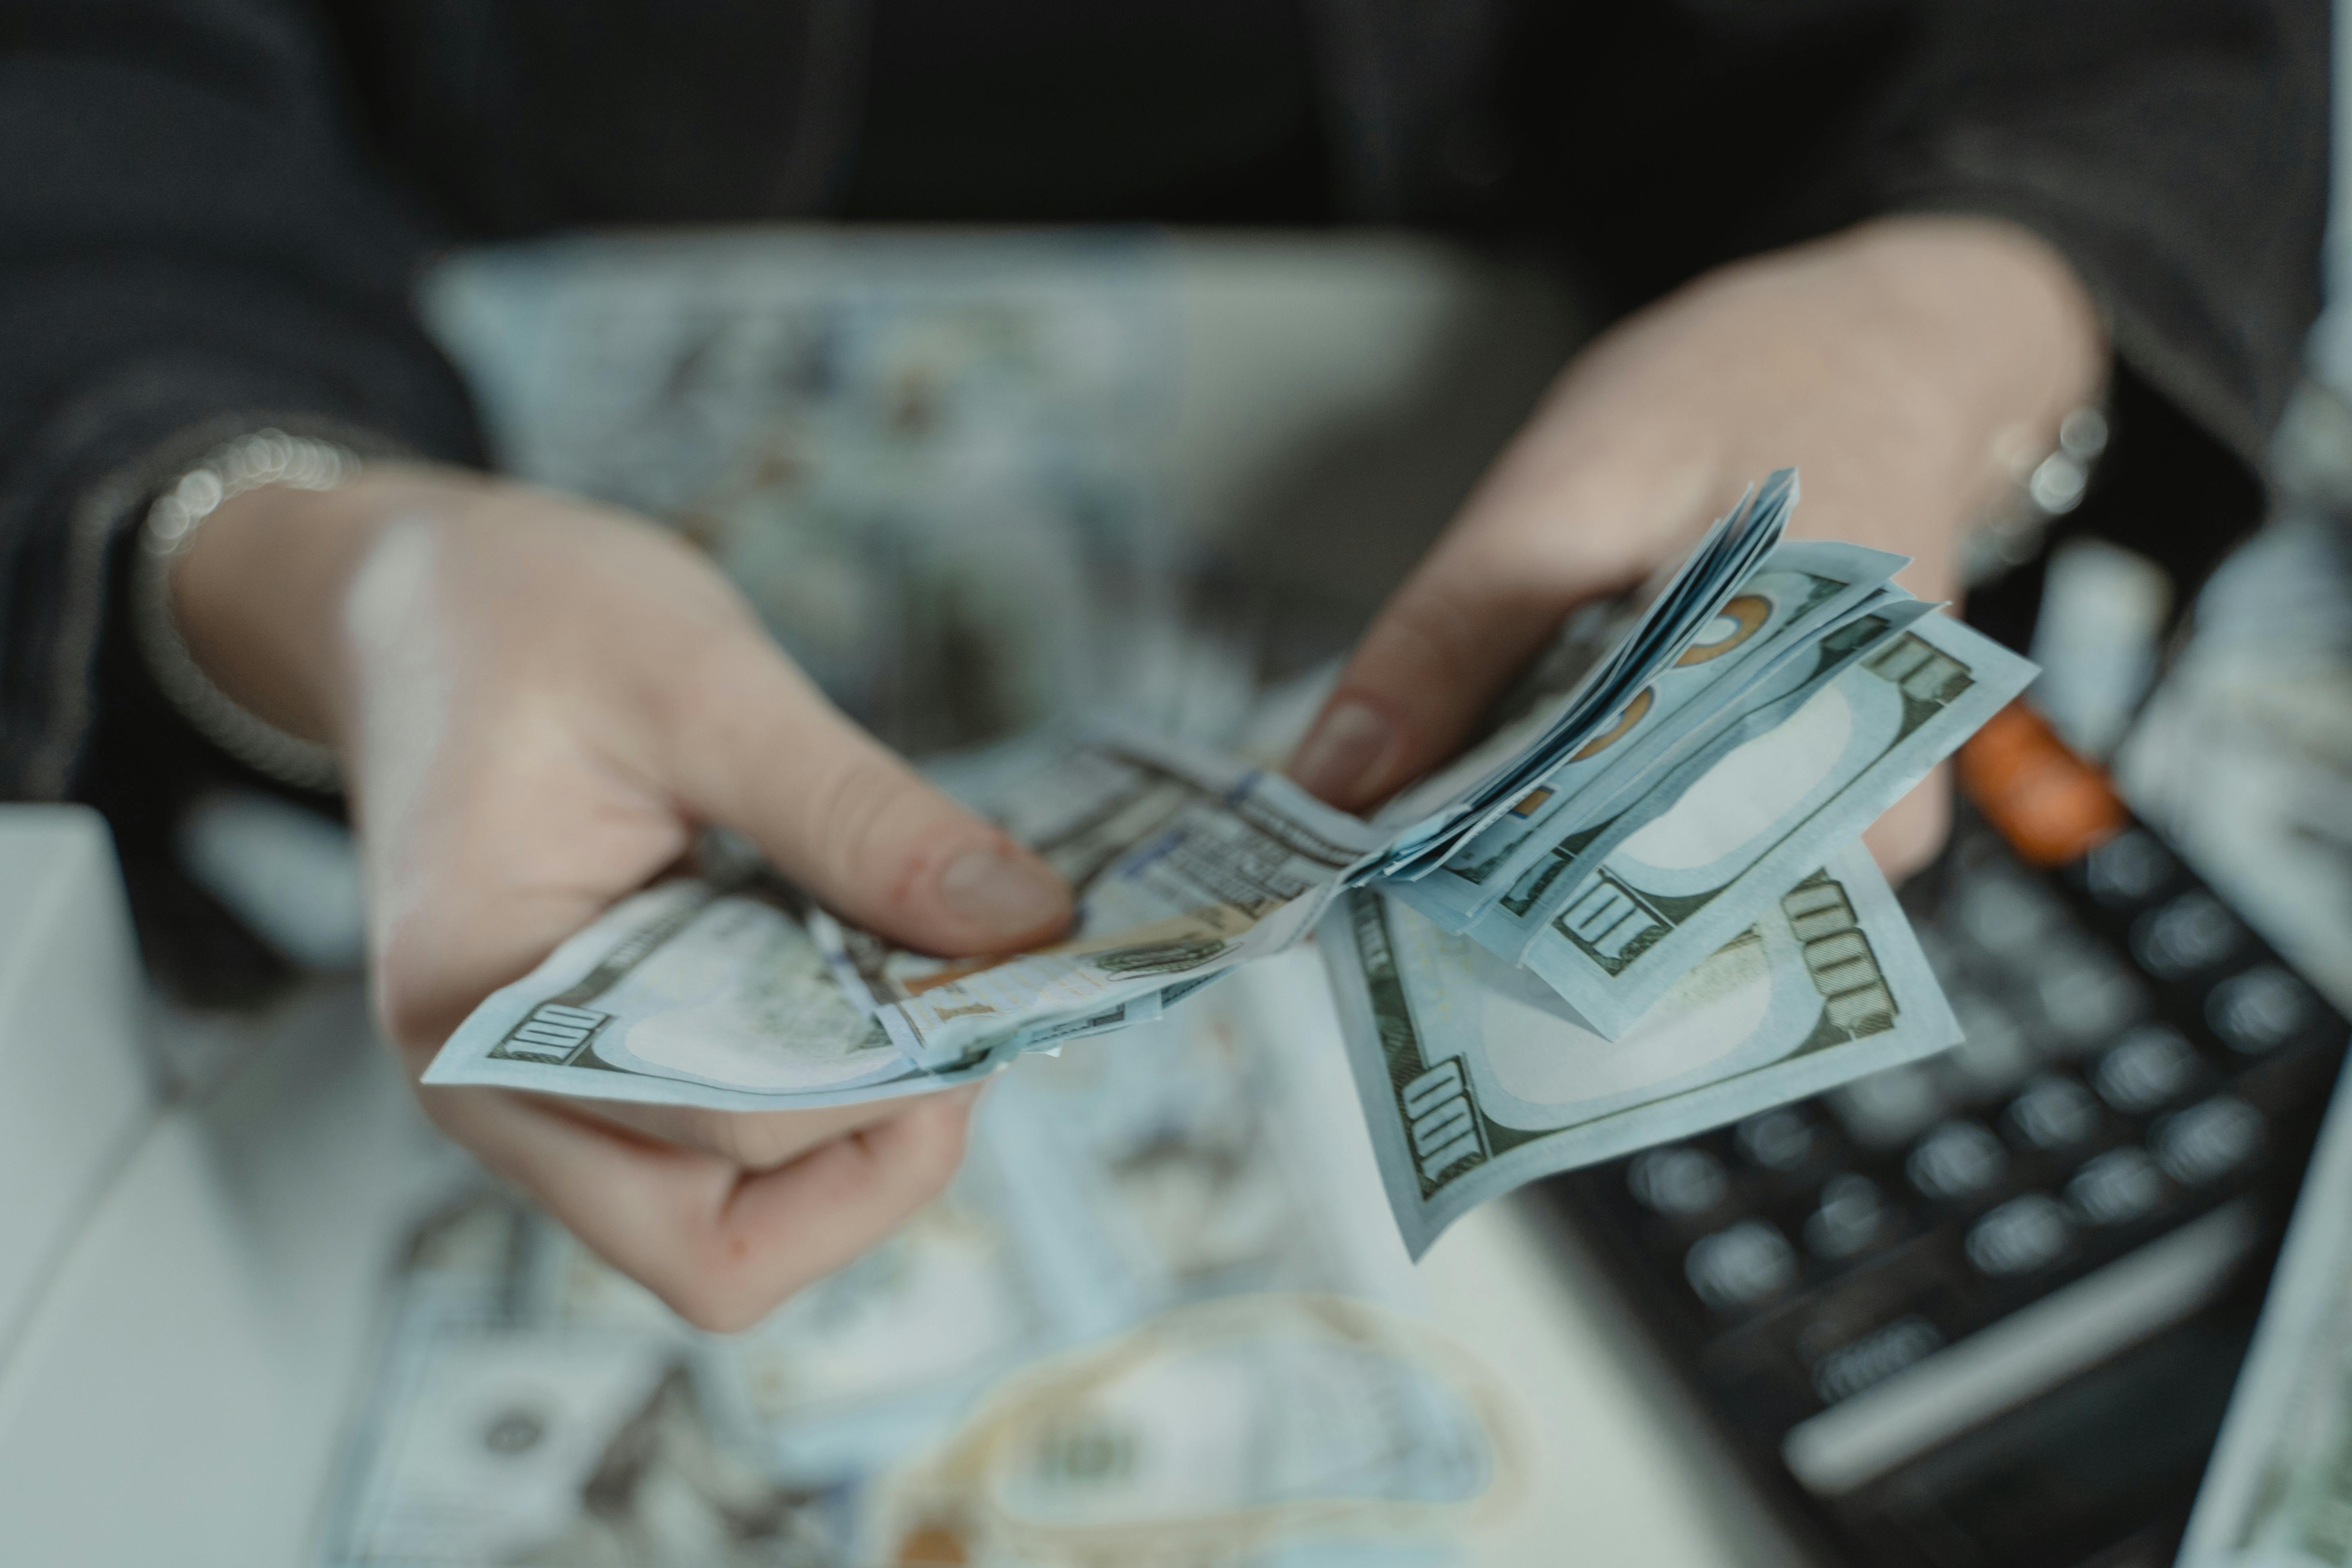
(1290, 699, 1395, 804)
(939, 845, 1068, 936)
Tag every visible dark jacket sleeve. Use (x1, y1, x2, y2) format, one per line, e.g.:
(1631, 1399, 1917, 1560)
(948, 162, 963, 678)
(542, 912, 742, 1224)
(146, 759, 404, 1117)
(1827, 0, 2327, 477)
(0, 0, 484, 804)
(1506, 0, 2329, 590)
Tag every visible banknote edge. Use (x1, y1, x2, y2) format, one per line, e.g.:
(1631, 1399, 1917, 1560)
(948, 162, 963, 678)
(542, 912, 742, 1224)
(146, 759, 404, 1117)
(2176, 1035, 2352, 1565)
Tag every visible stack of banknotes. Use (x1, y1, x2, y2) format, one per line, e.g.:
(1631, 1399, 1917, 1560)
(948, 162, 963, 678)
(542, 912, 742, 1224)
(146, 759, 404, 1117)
(426, 470, 2036, 1252)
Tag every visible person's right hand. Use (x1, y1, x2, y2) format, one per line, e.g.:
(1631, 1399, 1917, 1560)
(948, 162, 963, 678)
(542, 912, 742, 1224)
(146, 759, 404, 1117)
(1288, 216, 2105, 881)
(170, 464, 1073, 1330)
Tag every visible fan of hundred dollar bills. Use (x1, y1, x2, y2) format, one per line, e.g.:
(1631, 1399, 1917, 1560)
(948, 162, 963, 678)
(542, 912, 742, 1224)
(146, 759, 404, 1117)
(427, 470, 2035, 1252)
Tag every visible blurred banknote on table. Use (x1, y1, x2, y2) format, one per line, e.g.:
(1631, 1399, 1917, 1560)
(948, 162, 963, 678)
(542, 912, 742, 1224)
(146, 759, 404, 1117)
(867, 1292, 1517, 1567)
(425, 472, 2033, 1248)
(422, 234, 1242, 759)
(2178, 1054, 2352, 1568)
(2120, 520, 2352, 1008)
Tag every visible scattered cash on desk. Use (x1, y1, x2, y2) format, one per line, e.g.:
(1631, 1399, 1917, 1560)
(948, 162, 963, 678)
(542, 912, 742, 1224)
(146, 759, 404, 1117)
(424, 233, 1226, 760)
(426, 471, 2035, 1250)
(2177, 1053, 2352, 1568)
(332, 958, 1517, 1566)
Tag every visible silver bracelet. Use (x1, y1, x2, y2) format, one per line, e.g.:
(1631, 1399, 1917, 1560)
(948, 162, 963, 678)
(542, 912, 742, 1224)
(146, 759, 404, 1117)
(132, 428, 364, 791)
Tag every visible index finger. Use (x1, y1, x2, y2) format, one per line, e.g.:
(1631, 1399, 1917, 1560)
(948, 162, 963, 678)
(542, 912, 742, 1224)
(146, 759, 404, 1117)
(421, 1081, 977, 1331)
(1285, 506, 1666, 813)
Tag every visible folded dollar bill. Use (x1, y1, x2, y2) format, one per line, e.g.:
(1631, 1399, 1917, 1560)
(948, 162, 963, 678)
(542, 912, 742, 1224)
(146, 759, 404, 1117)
(425, 468, 2034, 1245)
(1368, 468, 1798, 873)
(1325, 839, 1961, 1256)
(1434, 608, 2030, 1036)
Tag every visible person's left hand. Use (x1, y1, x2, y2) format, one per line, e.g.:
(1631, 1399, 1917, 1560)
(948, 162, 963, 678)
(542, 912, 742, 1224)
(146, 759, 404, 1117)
(1288, 214, 2107, 879)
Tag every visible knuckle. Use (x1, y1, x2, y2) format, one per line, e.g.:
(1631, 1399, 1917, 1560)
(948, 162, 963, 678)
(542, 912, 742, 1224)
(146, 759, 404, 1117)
(863, 1100, 974, 1208)
(907, 1100, 975, 1186)
(685, 1221, 830, 1332)
(903, 1142, 964, 1211)
(370, 939, 446, 1057)
(642, 1209, 802, 1332)
(648, 1104, 980, 1334)
(372, 991, 433, 1062)
(410, 1084, 480, 1148)
(699, 1113, 798, 1171)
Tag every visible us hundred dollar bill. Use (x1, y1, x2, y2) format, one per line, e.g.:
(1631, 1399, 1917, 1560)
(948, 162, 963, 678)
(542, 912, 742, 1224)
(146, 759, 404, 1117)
(2178, 1055, 2352, 1568)
(424, 729, 1379, 1109)
(1503, 611, 2032, 1037)
(1371, 469, 1794, 871)
(419, 877, 995, 1111)
(1323, 837, 1960, 1257)
(820, 731, 1378, 1067)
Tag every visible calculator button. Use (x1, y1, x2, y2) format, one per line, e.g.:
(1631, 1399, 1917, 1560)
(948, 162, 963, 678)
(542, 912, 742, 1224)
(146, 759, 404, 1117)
(2093, 1025, 2197, 1112)
(2131, 892, 2247, 980)
(2036, 951, 2147, 1047)
(2007, 1075, 2100, 1150)
(1952, 995, 2025, 1057)
(1958, 873, 2068, 958)
(1810, 1315, 1946, 1405)
(2084, 830, 2175, 906)
(1804, 1174, 1888, 1260)
(1916, 925, 1964, 987)
(2153, 1097, 2264, 1186)
(1944, 1001, 2038, 1094)
(1831, 1063, 1947, 1150)
(1737, 1108, 1819, 1171)
(1685, 1220, 1798, 1310)
(1629, 1146, 1728, 1217)
(2207, 965, 2321, 1055)
(1966, 1193, 2073, 1276)
(2066, 1147, 2165, 1226)
(1908, 1120, 2008, 1201)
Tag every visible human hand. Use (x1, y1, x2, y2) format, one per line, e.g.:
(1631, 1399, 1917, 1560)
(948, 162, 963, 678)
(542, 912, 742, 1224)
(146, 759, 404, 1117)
(1289, 215, 2106, 879)
(171, 467, 1073, 1329)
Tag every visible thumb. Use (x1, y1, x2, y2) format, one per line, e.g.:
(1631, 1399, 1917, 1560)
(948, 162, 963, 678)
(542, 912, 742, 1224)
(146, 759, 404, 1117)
(1288, 523, 1645, 813)
(664, 633, 1072, 956)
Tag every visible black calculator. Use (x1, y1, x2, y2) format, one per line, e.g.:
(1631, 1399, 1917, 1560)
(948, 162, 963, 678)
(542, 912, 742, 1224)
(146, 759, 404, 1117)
(1539, 703, 2350, 1568)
